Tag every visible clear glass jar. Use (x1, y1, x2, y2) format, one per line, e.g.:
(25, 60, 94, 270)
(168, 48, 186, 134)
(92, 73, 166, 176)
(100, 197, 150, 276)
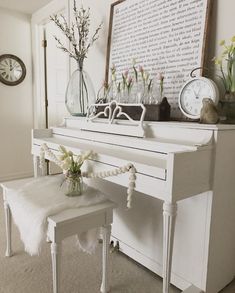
(64, 170, 83, 197)
(97, 82, 109, 103)
(106, 81, 118, 102)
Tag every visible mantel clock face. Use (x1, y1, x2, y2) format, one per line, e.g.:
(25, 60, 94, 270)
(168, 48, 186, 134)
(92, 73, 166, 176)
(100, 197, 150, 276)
(0, 54, 26, 86)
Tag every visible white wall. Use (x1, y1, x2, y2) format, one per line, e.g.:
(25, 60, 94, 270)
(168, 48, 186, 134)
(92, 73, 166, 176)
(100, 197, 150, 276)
(212, 0, 235, 57)
(0, 7, 33, 181)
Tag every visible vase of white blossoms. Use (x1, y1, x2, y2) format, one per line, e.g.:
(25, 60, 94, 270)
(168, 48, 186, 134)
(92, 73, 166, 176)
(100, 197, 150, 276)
(50, 1, 102, 116)
(58, 146, 92, 197)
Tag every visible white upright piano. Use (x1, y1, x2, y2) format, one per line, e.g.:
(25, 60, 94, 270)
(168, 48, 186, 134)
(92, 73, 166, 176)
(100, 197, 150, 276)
(32, 103, 235, 293)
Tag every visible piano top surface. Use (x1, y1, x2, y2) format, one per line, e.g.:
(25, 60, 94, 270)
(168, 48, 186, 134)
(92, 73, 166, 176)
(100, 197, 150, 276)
(45, 117, 216, 152)
(32, 118, 230, 161)
(47, 126, 205, 153)
(64, 116, 235, 130)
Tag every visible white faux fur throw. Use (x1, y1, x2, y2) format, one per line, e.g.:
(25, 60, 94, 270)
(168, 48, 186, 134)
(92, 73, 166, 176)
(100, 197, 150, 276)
(4, 175, 106, 256)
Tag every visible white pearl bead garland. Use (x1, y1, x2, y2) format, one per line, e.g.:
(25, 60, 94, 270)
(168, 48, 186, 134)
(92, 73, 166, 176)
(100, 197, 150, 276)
(81, 164, 136, 209)
(40, 144, 137, 208)
(40, 143, 64, 170)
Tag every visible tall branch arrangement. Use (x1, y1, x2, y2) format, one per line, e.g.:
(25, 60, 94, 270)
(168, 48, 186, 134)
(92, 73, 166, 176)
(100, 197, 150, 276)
(50, 0, 102, 70)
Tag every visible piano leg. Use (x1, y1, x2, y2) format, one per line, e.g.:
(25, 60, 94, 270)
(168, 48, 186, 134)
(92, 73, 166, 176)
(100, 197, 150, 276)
(33, 155, 40, 177)
(162, 201, 177, 293)
(33, 155, 46, 177)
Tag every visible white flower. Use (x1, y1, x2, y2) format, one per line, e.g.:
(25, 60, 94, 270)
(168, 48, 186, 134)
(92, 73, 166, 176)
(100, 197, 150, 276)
(81, 150, 93, 161)
(61, 157, 72, 170)
(58, 145, 67, 154)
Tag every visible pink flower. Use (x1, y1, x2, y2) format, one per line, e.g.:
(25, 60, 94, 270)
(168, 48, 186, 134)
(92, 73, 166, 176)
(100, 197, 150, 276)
(124, 70, 129, 78)
(157, 72, 164, 81)
(139, 65, 144, 73)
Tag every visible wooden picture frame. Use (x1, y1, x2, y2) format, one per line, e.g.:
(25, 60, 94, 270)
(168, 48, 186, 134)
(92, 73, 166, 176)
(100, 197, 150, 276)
(105, 0, 213, 118)
(105, 0, 126, 82)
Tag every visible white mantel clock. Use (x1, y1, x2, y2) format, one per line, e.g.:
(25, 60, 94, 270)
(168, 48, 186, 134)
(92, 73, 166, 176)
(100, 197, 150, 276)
(178, 77, 219, 119)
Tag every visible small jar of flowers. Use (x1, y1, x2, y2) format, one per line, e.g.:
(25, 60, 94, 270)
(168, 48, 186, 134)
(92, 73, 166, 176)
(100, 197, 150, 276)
(58, 146, 92, 196)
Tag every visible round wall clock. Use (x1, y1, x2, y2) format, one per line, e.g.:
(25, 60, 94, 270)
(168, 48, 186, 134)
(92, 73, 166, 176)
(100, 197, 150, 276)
(0, 54, 26, 86)
(178, 77, 219, 119)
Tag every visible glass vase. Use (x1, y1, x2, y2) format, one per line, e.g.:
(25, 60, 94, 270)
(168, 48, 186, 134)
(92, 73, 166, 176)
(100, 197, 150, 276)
(64, 170, 83, 197)
(65, 68, 95, 116)
(107, 80, 122, 102)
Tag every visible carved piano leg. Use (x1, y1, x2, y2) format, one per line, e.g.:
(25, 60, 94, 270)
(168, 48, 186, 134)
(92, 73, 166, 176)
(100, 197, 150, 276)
(33, 155, 46, 177)
(33, 155, 40, 177)
(162, 201, 177, 293)
(3, 192, 12, 257)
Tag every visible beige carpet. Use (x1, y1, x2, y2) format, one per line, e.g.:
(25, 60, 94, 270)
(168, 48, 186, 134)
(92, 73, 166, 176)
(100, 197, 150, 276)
(0, 194, 234, 293)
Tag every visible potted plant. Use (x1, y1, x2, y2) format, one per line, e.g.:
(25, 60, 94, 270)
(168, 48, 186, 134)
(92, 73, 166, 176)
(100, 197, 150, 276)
(214, 36, 235, 122)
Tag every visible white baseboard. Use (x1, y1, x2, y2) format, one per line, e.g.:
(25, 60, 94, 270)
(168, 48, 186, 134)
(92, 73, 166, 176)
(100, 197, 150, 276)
(0, 171, 34, 183)
(111, 236, 193, 291)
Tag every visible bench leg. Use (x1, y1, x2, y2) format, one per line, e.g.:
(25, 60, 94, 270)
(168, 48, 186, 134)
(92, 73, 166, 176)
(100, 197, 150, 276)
(51, 242, 61, 293)
(100, 224, 111, 293)
(4, 200, 12, 257)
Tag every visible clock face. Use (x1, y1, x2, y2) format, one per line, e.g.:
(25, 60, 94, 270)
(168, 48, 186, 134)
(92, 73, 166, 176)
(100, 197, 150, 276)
(0, 54, 26, 86)
(179, 77, 219, 119)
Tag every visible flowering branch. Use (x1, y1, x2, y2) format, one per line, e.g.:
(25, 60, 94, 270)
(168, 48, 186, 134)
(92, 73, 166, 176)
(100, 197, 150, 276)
(50, 0, 103, 69)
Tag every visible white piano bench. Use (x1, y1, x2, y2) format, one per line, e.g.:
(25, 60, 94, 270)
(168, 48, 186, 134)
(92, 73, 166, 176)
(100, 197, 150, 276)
(1, 179, 116, 293)
(47, 202, 115, 293)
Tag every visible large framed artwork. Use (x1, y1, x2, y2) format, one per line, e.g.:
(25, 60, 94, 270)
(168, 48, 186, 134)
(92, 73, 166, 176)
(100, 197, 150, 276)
(106, 0, 213, 118)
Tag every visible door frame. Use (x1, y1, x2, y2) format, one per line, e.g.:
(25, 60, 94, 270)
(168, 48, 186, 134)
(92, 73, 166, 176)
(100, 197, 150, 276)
(31, 0, 70, 129)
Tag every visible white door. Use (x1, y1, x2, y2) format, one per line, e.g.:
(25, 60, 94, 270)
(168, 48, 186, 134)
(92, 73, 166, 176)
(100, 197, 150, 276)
(44, 19, 69, 174)
(44, 19, 69, 128)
